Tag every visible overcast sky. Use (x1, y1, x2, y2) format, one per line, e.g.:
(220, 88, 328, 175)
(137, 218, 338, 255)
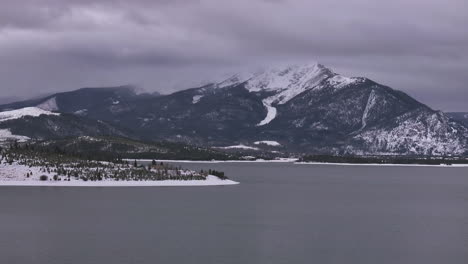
(0, 0, 467, 111)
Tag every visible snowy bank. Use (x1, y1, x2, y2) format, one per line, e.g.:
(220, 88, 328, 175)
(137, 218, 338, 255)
(0, 175, 239, 187)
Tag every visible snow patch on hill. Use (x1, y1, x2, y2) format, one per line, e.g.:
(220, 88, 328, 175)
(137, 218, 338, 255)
(327, 75, 359, 89)
(0, 107, 59, 122)
(254, 140, 281, 146)
(360, 90, 377, 130)
(74, 109, 88, 116)
(257, 100, 277, 126)
(0, 129, 30, 142)
(215, 144, 259, 150)
(192, 95, 203, 104)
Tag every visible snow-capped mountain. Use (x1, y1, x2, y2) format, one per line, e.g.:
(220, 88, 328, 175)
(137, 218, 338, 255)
(217, 63, 362, 126)
(1, 63, 466, 156)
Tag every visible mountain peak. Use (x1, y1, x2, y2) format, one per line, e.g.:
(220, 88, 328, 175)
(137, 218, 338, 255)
(215, 62, 364, 126)
(217, 63, 362, 109)
(216, 62, 359, 99)
(217, 62, 328, 89)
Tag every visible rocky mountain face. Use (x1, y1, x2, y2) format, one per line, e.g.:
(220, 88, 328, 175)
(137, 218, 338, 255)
(351, 109, 467, 156)
(1, 64, 467, 156)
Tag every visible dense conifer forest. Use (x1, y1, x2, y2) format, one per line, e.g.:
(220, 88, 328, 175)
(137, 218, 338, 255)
(31, 136, 241, 161)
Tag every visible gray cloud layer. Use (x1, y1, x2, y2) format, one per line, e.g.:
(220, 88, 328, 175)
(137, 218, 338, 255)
(0, 0, 467, 111)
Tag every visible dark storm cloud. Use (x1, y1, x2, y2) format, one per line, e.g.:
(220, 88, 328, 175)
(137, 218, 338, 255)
(0, 0, 467, 111)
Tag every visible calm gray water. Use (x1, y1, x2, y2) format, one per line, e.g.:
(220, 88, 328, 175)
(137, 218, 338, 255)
(1, 162, 468, 264)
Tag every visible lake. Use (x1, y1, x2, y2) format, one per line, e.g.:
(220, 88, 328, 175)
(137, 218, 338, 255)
(1, 162, 467, 264)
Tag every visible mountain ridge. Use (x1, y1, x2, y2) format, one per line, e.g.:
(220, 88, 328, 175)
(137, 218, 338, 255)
(1, 63, 466, 156)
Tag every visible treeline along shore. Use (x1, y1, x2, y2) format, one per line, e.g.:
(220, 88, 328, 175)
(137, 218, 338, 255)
(299, 154, 468, 165)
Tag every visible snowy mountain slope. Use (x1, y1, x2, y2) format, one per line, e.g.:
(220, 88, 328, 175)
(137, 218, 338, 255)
(0, 129, 30, 143)
(0, 107, 60, 142)
(219, 63, 360, 103)
(257, 78, 424, 147)
(0, 107, 59, 122)
(0, 111, 131, 142)
(0, 85, 152, 117)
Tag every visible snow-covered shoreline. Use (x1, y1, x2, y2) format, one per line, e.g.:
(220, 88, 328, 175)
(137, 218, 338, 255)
(128, 158, 298, 163)
(0, 175, 239, 187)
(129, 159, 468, 167)
(0, 162, 239, 187)
(295, 162, 468, 167)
